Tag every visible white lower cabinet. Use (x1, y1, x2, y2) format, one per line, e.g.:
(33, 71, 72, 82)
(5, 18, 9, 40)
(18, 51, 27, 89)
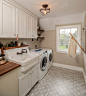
(19, 64, 39, 96)
(32, 65, 39, 87)
(19, 70, 32, 96)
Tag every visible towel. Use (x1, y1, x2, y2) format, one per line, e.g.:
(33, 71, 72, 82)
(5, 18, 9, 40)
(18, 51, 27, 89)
(68, 39, 76, 58)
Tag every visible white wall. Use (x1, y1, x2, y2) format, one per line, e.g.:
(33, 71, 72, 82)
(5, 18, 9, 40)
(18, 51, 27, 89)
(39, 13, 84, 68)
(39, 13, 83, 31)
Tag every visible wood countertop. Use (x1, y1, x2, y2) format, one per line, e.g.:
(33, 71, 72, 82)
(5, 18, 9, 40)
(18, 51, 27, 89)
(3, 45, 29, 50)
(0, 61, 21, 76)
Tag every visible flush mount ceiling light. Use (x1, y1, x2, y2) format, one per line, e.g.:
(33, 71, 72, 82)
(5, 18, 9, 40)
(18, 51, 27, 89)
(40, 4, 50, 15)
(29, 0, 69, 15)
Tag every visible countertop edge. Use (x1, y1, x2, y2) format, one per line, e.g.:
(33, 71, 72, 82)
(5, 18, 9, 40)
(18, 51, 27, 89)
(0, 62, 21, 77)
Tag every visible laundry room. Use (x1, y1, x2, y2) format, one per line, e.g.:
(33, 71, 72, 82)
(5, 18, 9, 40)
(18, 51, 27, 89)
(0, 0, 86, 96)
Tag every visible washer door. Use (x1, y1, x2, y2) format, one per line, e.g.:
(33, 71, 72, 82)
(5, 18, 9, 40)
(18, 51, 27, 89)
(49, 53, 52, 62)
(40, 55, 47, 71)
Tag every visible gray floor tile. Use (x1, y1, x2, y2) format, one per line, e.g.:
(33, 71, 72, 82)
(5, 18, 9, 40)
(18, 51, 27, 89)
(27, 66, 86, 96)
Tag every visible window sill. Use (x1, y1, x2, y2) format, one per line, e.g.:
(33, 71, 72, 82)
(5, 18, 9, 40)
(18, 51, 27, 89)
(57, 50, 81, 54)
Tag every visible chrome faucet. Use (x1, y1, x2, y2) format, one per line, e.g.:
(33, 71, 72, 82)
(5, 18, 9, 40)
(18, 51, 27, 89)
(22, 49, 27, 53)
(17, 49, 27, 55)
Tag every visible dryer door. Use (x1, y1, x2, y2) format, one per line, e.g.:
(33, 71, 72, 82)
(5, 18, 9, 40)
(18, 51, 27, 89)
(40, 55, 47, 71)
(49, 53, 52, 62)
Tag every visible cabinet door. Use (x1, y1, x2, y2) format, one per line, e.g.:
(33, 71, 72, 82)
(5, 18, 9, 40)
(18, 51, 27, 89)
(16, 8, 26, 38)
(32, 17, 37, 38)
(32, 65, 39, 87)
(19, 71, 31, 96)
(0, 1, 16, 37)
(27, 14, 33, 38)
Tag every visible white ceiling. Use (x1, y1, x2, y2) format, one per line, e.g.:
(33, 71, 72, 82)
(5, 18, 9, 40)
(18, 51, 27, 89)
(14, 0, 86, 18)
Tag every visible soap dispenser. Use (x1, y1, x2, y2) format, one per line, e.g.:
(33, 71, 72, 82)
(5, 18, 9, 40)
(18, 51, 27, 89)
(35, 44, 37, 49)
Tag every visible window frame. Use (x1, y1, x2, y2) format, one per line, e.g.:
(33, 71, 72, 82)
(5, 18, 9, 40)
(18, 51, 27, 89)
(56, 24, 82, 53)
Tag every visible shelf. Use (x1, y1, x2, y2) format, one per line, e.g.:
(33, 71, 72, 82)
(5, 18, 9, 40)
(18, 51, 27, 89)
(38, 29, 44, 32)
(3, 45, 29, 50)
(38, 37, 44, 39)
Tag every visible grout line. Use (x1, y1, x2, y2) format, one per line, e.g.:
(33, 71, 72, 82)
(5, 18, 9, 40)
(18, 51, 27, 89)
(53, 63, 86, 83)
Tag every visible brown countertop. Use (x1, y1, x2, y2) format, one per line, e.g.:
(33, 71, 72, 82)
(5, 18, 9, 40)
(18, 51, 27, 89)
(3, 45, 29, 50)
(0, 61, 21, 76)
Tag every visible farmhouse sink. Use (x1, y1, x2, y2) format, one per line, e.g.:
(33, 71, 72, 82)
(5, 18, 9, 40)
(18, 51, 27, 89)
(9, 53, 39, 63)
(7, 50, 40, 72)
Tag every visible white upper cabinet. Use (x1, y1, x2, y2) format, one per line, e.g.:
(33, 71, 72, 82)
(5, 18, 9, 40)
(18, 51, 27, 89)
(27, 15, 37, 38)
(27, 14, 33, 38)
(0, 1, 16, 37)
(32, 17, 37, 38)
(0, 0, 38, 38)
(16, 8, 27, 38)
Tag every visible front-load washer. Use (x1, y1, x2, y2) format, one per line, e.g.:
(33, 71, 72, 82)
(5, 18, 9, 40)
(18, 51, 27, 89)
(29, 49, 48, 80)
(40, 48, 53, 70)
(47, 49, 53, 70)
(39, 51, 47, 80)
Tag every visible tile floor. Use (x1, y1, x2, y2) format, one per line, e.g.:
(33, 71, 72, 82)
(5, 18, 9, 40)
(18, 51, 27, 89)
(27, 66, 86, 96)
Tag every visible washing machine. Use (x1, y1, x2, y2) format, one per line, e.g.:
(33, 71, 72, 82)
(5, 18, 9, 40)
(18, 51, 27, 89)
(47, 49, 53, 70)
(39, 50, 47, 80)
(29, 49, 48, 80)
(40, 48, 53, 70)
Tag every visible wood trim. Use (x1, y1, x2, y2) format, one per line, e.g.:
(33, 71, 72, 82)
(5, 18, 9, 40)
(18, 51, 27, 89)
(0, 61, 21, 76)
(38, 29, 44, 32)
(38, 37, 44, 39)
(4, 45, 29, 50)
(69, 33, 85, 52)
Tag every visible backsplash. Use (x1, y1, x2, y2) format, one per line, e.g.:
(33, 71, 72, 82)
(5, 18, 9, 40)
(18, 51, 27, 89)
(0, 38, 40, 49)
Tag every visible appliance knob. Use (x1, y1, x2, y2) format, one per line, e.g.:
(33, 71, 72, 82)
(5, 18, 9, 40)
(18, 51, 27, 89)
(45, 51, 47, 53)
(43, 52, 45, 54)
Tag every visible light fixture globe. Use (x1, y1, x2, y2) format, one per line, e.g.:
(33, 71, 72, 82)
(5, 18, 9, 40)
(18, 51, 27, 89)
(40, 4, 50, 15)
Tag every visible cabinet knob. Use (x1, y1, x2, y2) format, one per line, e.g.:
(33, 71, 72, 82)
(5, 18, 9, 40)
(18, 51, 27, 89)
(14, 34, 16, 36)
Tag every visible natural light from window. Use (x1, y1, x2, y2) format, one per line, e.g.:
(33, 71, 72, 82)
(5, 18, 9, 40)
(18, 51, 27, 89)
(59, 28, 77, 50)
(56, 24, 81, 53)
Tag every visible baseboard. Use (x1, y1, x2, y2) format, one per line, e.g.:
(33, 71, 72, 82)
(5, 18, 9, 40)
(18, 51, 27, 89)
(53, 63, 83, 71)
(82, 70, 86, 83)
(53, 63, 86, 83)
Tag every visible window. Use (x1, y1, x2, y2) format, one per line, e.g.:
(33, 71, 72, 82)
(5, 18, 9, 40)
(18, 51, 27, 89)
(56, 24, 81, 53)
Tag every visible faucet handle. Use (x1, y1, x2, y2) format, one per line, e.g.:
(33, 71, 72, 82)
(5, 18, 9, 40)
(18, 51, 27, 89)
(22, 49, 27, 53)
(17, 52, 22, 55)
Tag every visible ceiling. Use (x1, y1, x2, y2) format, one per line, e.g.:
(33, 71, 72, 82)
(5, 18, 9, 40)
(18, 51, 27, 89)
(14, 0, 86, 18)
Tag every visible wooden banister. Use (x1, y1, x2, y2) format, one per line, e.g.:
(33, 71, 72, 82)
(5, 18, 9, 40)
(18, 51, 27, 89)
(69, 33, 85, 52)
